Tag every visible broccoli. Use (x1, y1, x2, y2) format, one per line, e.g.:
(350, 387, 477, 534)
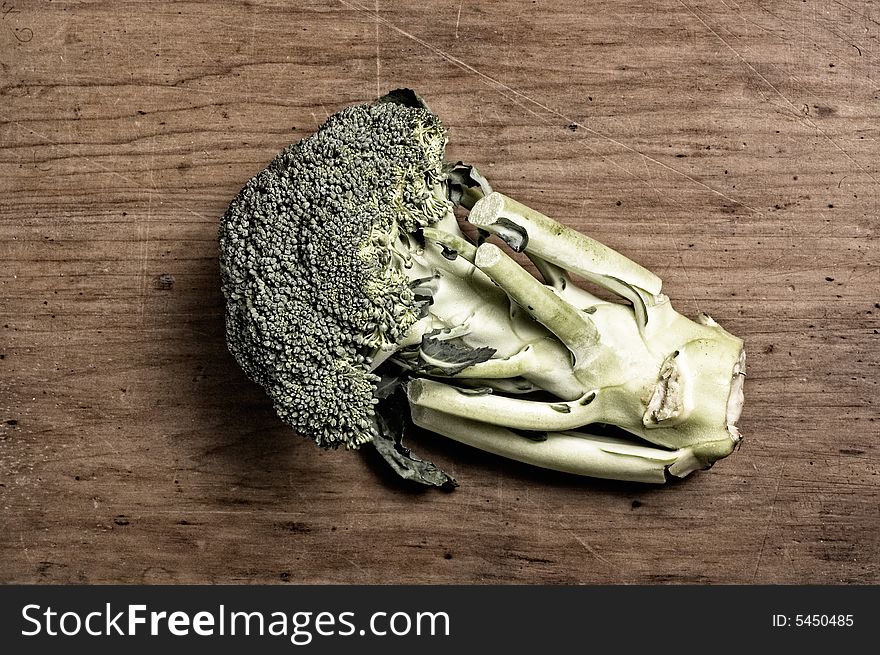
(219, 89, 745, 488)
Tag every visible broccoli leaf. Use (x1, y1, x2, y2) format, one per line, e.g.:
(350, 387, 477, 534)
(371, 391, 457, 489)
(374, 88, 430, 110)
(418, 331, 497, 376)
(444, 161, 493, 209)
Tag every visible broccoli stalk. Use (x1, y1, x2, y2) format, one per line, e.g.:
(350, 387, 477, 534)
(219, 89, 745, 488)
(393, 191, 744, 483)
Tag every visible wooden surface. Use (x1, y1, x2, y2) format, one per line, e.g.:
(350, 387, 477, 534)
(1, 0, 878, 584)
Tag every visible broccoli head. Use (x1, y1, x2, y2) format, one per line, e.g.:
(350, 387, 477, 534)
(220, 92, 448, 449)
(219, 89, 746, 488)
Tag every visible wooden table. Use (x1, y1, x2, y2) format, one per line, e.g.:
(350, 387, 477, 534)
(1, 0, 877, 584)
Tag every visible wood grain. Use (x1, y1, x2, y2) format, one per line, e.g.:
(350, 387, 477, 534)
(1, 0, 877, 584)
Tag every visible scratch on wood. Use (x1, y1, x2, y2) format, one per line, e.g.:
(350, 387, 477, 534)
(375, 0, 380, 99)
(752, 460, 785, 581)
(138, 212, 149, 325)
(338, 0, 758, 213)
(337, 2, 545, 119)
(679, 0, 879, 187)
(0, 117, 212, 227)
(571, 532, 616, 569)
(640, 156, 702, 312)
(518, 494, 618, 571)
(753, 1, 866, 77)
(831, 0, 880, 28)
(20, 535, 33, 564)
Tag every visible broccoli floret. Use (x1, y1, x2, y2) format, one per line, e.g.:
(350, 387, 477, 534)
(219, 89, 746, 488)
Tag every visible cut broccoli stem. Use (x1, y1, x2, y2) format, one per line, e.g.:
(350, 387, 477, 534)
(527, 251, 566, 288)
(409, 348, 743, 471)
(524, 252, 606, 310)
(406, 229, 591, 398)
(402, 238, 588, 400)
(474, 243, 600, 369)
(408, 378, 602, 431)
(526, 248, 651, 329)
(468, 191, 662, 296)
(421, 226, 477, 263)
(410, 406, 707, 483)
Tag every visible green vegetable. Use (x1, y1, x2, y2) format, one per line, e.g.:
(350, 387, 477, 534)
(219, 89, 745, 488)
